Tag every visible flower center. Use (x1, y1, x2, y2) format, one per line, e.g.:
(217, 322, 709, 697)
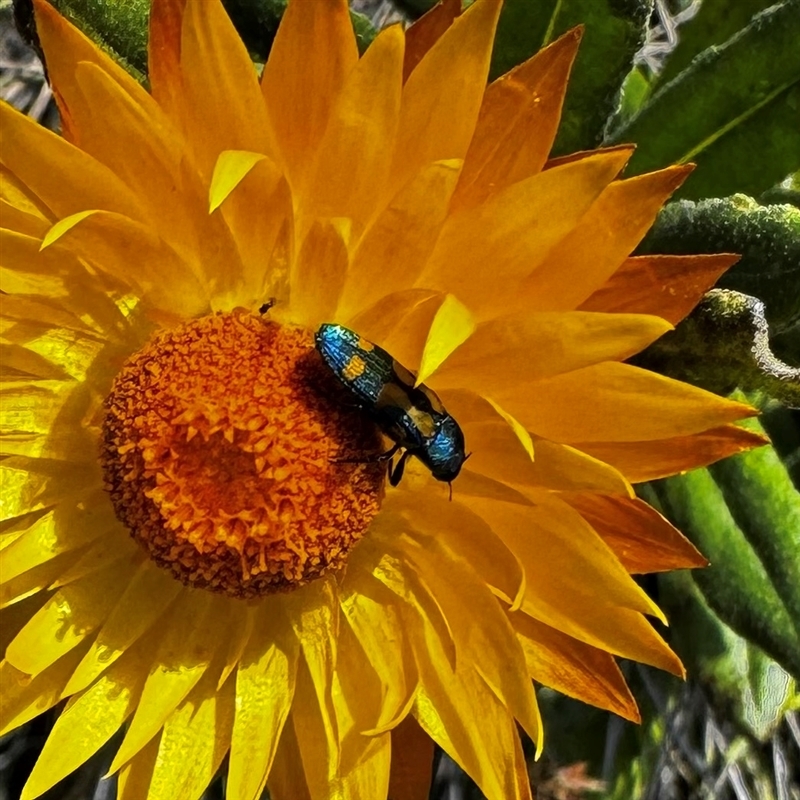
(100, 311, 384, 598)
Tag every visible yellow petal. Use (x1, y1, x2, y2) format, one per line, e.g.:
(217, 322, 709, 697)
(1, 104, 143, 217)
(418, 148, 633, 317)
(41, 210, 209, 317)
(481, 397, 535, 462)
(1, 504, 109, 585)
(579, 253, 738, 324)
(362, 539, 456, 669)
(463, 422, 631, 495)
(517, 165, 694, 312)
(300, 23, 404, 234)
(431, 310, 672, 391)
(283, 579, 340, 776)
(0, 550, 85, 610)
(339, 566, 417, 733)
(267, 715, 312, 800)
(64, 561, 183, 695)
(108, 590, 222, 773)
(454, 27, 583, 210)
(416, 293, 475, 386)
(562, 493, 707, 573)
(209, 151, 293, 308)
(574, 423, 768, 482)
(412, 664, 533, 800)
(261, 0, 358, 186)
(0, 164, 53, 221)
(386, 531, 541, 747)
(338, 160, 461, 322)
(288, 219, 350, 329)
(20, 638, 149, 800)
(390, 0, 502, 194)
(146, 670, 235, 800)
(228, 602, 298, 800)
(388, 716, 435, 800)
(208, 150, 267, 212)
(403, 0, 461, 81)
(49, 536, 140, 590)
(69, 62, 243, 300)
(116, 734, 159, 800)
(0, 643, 90, 736)
(510, 612, 640, 722)
(337, 733, 391, 800)
(463, 494, 665, 623)
(493, 362, 757, 443)
(381, 491, 526, 613)
(6, 559, 137, 675)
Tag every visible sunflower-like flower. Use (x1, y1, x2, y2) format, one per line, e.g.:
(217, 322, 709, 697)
(0, 0, 765, 798)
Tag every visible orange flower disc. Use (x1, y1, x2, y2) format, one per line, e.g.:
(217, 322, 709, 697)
(100, 311, 384, 597)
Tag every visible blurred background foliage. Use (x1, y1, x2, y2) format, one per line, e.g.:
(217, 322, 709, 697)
(1, 0, 798, 798)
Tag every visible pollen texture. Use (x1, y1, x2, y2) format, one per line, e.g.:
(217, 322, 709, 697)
(100, 311, 384, 597)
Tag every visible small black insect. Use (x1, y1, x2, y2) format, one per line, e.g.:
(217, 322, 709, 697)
(314, 323, 466, 489)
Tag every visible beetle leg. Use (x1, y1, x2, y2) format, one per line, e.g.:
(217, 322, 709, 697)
(388, 450, 412, 486)
(330, 443, 400, 465)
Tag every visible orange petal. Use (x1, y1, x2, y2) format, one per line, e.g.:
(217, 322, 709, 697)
(403, 0, 461, 81)
(287, 218, 350, 328)
(578, 253, 738, 324)
(510, 612, 640, 722)
(517, 165, 694, 312)
(338, 161, 461, 322)
(389, 0, 502, 195)
(561, 492, 707, 572)
(418, 148, 633, 317)
(68, 62, 244, 297)
(574, 423, 769, 482)
(158, 0, 274, 178)
(431, 309, 671, 391)
(388, 716, 435, 800)
(147, 0, 187, 117)
(454, 27, 583, 210)
(492, 362, 757, 442)
(346, 288, 441, 349)
(299, 23, 404, 235)
(261, 0, 358, 187)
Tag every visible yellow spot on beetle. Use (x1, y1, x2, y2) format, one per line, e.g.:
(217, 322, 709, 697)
(343, 354, 367, 381)
(357, 337, 375, 352)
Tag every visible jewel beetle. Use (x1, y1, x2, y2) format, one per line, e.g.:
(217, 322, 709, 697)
(314, 323, 467, 489)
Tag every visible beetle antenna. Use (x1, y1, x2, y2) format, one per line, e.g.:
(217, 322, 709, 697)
(448, 481, 453, 502)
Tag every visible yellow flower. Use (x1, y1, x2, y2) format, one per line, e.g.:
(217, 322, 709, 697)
(0, 0, 764, 798)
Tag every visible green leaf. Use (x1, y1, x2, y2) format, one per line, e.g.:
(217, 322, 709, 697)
(639, 195, 800, 334)
(46, 0, 150, 78)
(660, 570, 796, 742)
(490, 0, 652, 155)
(607, 1, 800, 199)
(656, 0, 778, 88)
(652, 468, 800, 680)
(709, 406, 800, 640)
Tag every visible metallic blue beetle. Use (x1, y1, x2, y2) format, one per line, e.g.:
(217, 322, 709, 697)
(314, 323, 466, 487)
